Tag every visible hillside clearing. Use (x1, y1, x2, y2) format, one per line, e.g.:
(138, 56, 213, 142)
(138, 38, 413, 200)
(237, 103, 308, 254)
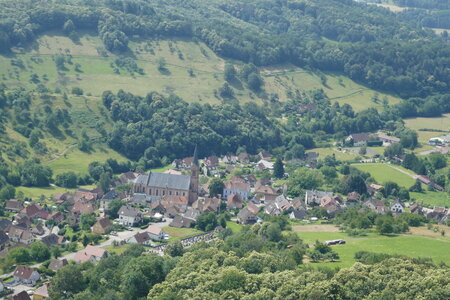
(353, 163, 415, 187)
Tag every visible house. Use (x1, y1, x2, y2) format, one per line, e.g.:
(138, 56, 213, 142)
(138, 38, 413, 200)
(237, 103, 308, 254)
(247, 202, 260, 215)
(6, 199, 23, 212)
(305, 190, 333, 206)
(172, 157, 194, 169)
(118, 206, 142, 226)
(127, 232, 152, 245)
(71, 201, 95, 217)
(146, 225, 165, 240)
(264, 203, 281, 216)
(416, 175, 432, 186)
(170, 215, 195, 228)
(368, 183, 383, 195)
(274, 194, 292, 211)
(306, 152, 319, 161)
(364, 199, 389, 214)
(238, 152, 251, 164)
(254, 185, 277, 203)
(204, 155, 219, 167)
(223, 181, 250, 200)
(222, 155, 238, 164)
(345, 133, 374, 147)
(75, 188, 98, 202)
(290, 209, 308, 220)
(237, 207, 257, 224)
(48, 258, 68, 271)
(31, 224, 45, 236)
(14, 265, 40, 285)
(255, 160, 274, 171)
(258, 151, 272, 160)
(377, 133, 400, 146)
(41, 234, 64, 248)
(8, 226, 34, 244)
(227, 194, 243, 210)
(346, 192, 361, 206)
(48, 211, 64, 223)
(99, 190, 120, 210)
(92, 217, 112, 235)
(21, 203, 47, 220)
(291, 198, 306, 210)
(184, 208, 201, 221)
(391, 199, 405, 213)
(410, 203, 423, 215)
(192, 197, 221, 213)
(33, 283, 49, 299)
(428, 134, 450, 146)
(74, 245, 107, 263)
(13, 291, 32, 300)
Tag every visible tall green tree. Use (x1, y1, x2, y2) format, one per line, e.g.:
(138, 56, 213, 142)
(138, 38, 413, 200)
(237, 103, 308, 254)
(273, 158, 284, 179)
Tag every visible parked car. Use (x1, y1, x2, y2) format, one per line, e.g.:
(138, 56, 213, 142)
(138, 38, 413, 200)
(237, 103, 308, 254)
(110, 231, 118, 236)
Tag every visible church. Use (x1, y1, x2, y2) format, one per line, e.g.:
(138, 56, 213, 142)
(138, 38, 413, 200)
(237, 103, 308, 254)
(133, 147, 199, 204)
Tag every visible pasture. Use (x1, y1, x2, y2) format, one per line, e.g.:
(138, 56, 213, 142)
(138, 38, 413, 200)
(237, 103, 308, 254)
(353, 163, 415, 187)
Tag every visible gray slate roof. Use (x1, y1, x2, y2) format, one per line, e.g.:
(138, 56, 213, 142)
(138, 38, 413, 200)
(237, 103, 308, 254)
(135, 172, 190, 190)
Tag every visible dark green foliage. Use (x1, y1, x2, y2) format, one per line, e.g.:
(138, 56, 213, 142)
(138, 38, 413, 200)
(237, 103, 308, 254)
(195, 212, 218, 231)
(55, 172, 78, 188)
(208, 178, 224, 197)
(164, 241, 184, 257)
(107, 198, 126, 219)
(340, 174, 367, 195)
(272, 158, 284, 179)
(409, 179, 423, 192)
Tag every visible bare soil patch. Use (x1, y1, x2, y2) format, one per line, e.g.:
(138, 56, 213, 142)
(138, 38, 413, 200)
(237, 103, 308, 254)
(292, 224, 340, 232)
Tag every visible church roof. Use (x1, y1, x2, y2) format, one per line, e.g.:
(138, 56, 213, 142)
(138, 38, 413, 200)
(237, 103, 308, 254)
(136, 172, 191, 191)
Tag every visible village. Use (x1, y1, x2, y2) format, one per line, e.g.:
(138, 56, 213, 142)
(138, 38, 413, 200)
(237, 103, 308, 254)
(0, 136, 449, 299)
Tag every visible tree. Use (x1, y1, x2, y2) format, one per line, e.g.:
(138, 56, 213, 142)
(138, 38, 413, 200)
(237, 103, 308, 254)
(384, 143, 404, 158)
(265, 223, 282, 242)
(409, 179, 423, 192)
(6, 247, 31, 264)
(208, 178, 224, 197)
(55, 172, 78, 188)
(30, 241, 50, 262)
(247, 73, 263, 91)
(288, 168, 324, 196)
(341, 174, 367, 195)
(157, 57, 167, 71)
(273, 158, 284, 179)
(63, 19, 75, 34)
(71, 87, 84, 95)
(107, 198, 126, 218)
(0, 184, 15, 200)
(359, 146, 367, 155)
(219, 82, 234, 98)
(196, 212, 217, 231)
(98, 172, 111, 193)
(80, 213, 97, 231)
(224, 64, 236, 82)
(164, 241, 184, 257)
(49, 264, 86, 299)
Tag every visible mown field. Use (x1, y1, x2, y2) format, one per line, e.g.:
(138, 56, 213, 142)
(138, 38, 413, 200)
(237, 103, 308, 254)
(295, 225, 450, 268)
(352, 163, 415, 187)
(404, 114, 450, 143)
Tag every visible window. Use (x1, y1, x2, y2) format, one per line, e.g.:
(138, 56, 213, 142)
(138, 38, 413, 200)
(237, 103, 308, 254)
(169, 191, 172, 195)
(156, 190, 158, 196)
(163, 190, 165, 196)
(176, 192, 178, 196)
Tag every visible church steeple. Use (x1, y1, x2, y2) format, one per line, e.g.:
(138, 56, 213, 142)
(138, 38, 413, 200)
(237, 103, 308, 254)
(192, 144, 199, 167)
(189, 145, 199, 204)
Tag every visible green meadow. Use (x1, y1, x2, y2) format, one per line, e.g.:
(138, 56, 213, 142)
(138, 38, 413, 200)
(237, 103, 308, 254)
(353, 163, 415, 188)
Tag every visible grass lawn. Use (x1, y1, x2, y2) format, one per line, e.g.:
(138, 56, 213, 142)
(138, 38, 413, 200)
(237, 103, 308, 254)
(45, 144, 127, 175)
(353, 163, 415, 188)
(163, 227, 203, 241)
(404, 114, 450, 143)
(309, 235, 450, 269)
(226, 221, 244, 233)
(150, 164, 172, 173)
(410, 191, 450, 208)
(17, 184, 95, 199)
(104, 244, 132, 255)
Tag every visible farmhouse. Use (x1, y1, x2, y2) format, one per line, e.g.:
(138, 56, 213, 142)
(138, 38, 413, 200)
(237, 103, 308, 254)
(128, 232, 152, 245)
(237, 207, 257, 224)
(146, 225, 166, 240)
(345, 133, 372, 147)
(377, 133, 400, 145)
(305, 190, 333, 205)
(92, 217, 112, 235)
(227, 193, 243, 210)
(391, 199, 405, 213)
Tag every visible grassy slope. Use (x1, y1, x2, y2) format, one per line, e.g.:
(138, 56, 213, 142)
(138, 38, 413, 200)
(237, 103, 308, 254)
(404, 113, 450, 143)
(0, 32, 402, 109)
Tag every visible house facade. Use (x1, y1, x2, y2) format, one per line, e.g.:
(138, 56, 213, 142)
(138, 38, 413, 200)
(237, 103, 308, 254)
(14, 265, 40, 285)
(118, 206, 142, 226)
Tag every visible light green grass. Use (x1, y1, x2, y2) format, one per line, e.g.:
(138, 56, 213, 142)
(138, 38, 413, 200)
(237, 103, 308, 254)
(404, 114, 450, 143)
(17, 184, 95, 199)
(104, 244, 131, 255)
(310, 235, 450, 268)
(410, 191, 450, 208)
(226, 221, 244, 233)
(46, 144, 127, 175)
(150, 164, 172, 173)
(163, 227, 203, 241)
(0, 32, 402, 110)
(353, 163, 415, 187)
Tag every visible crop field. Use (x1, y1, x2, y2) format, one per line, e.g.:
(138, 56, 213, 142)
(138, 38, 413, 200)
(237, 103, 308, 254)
(353, 163, 415, 187)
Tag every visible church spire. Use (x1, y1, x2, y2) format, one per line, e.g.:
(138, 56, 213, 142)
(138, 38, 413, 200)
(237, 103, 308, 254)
(192, 144, 199, 167)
